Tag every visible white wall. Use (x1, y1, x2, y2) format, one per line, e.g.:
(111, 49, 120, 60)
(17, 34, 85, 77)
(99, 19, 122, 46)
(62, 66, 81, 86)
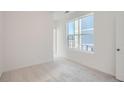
(0, 11, 120, 76)
(53, 18, 65, 57)
(56, 11, 116, 76)
(0, 12, 4, 77)
(3, 12, 53, 71)
(56, 21, 65, 57)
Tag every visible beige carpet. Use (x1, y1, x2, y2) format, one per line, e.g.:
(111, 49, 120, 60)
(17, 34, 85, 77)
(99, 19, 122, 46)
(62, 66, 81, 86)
(0, 58, 119, 82)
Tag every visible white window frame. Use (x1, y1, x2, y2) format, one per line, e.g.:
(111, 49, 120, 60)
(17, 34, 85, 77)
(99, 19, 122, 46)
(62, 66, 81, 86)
(66, 13, 94, 53)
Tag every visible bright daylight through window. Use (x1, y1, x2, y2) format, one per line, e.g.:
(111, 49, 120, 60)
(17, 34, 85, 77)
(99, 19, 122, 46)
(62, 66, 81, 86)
(67, 13, 94, 53)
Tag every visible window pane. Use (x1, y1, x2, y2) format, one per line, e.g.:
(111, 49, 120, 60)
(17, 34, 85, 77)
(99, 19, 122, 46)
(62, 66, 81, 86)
(68, 40, 75, 48)
(74, 20, 78, 48)
(81, 34, 94, 44)
(80, 44, 94, 52)
(85, 15, 94, 29)
(80, 15, 94, 32)
(68, 35, 75, 48)
(68, 35, 74, 40)
(80, 15, 94, 52)
(80, 34, 94, 52)
(67, 21, 75, 35)
(67, 14, 94, 52)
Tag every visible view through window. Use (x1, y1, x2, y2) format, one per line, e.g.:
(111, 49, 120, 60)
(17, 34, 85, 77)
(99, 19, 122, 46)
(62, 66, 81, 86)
(67, 13, 94, 53)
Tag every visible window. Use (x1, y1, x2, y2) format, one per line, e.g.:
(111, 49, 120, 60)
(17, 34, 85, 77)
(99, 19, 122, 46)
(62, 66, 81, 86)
(67, 20, 79, 48)
(67, 13, 94, 53)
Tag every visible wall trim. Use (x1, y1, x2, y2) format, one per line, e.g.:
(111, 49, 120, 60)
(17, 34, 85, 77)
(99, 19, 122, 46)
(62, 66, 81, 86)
(64, 57, 115, 77)
(3, 59, 53, 72)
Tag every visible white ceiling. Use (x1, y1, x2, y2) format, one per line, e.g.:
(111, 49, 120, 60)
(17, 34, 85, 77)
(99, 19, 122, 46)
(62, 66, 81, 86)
(51, 11, 74, 21)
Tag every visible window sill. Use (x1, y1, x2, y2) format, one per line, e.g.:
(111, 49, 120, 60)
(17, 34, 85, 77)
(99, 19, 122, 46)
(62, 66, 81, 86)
(68, 48, 94, 54)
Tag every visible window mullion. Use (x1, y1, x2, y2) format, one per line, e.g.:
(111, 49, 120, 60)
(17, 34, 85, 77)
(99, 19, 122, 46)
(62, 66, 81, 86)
(78, 19, 80, 49)
(74, 20, 75, 48)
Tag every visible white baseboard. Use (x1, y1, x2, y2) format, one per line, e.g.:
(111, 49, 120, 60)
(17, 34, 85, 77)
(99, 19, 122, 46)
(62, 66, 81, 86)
(64, 57, 114, 76)
(4, 59, 53, 72)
